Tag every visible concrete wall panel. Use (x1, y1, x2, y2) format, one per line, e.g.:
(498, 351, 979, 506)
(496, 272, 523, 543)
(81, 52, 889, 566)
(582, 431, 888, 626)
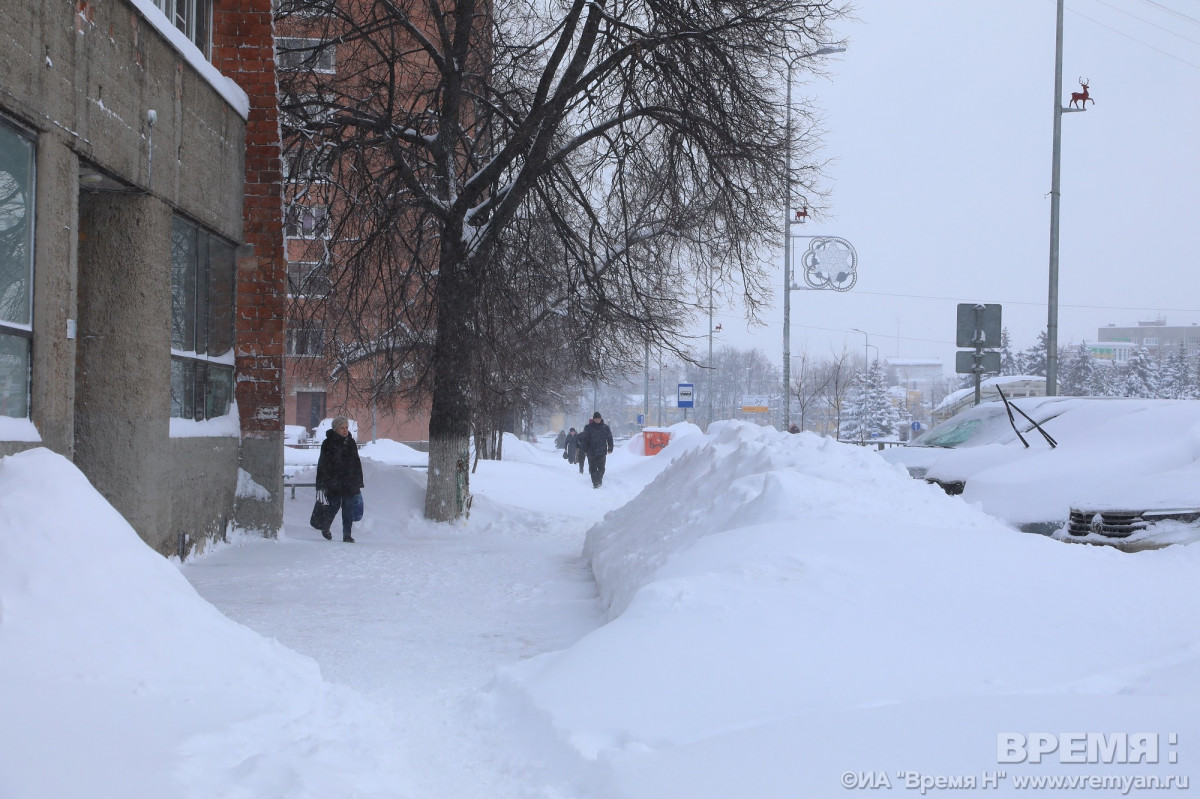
(75, 192, 172, 552)
(168, 436, 239, 559)
(30, 132, 79, 456)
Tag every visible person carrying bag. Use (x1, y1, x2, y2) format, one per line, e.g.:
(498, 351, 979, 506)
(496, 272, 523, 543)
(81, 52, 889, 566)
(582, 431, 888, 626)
(311, 416, 365, 543)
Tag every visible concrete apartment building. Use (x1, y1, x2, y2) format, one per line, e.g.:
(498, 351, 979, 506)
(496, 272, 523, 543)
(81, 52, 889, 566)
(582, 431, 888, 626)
(0, 0, 287, 556)
(1095, 319, 1200, 364)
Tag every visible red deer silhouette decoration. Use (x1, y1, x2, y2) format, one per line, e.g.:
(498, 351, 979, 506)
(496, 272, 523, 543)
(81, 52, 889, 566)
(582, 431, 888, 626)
(1069, 78, 1093, 109)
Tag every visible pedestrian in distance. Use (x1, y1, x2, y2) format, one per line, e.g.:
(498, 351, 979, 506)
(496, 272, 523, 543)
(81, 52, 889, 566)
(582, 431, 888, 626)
(555, 429, 567, 449)
(564, 427, 580, 467)
(577, 411, 614, 488)
(315, 416, 364, 543)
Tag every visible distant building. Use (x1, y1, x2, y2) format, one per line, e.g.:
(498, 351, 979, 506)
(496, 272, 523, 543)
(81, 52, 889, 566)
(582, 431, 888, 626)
(883, 357, 945, 427)
(1086, 340, 1137, 365)
(1097, 319, 1200, 360)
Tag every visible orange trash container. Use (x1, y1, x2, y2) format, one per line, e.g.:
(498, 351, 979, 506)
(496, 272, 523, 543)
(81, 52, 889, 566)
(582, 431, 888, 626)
(643, 430, 670, 456)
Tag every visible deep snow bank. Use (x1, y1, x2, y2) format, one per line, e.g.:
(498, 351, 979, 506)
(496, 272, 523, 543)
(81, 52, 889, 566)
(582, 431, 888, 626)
(488, 421, 1200, 798)
(0, 448, 406, 799)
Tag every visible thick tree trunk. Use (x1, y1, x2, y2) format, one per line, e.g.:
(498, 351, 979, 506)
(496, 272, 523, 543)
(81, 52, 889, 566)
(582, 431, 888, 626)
(423, 235, 476, 521)
(424, 428, 471, 520)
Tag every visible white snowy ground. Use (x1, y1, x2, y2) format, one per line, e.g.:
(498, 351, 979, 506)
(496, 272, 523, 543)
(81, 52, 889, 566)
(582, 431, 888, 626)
(3, 421, 1200, 798)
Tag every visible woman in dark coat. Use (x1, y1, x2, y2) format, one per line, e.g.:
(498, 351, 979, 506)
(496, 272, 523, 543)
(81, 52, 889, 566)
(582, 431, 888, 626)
(564, 427, 580, 468)
(315, 416, 364, 542)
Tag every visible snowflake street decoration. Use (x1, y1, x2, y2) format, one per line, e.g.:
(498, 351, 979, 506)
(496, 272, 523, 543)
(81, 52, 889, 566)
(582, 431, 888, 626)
(801, 236, 857, 291)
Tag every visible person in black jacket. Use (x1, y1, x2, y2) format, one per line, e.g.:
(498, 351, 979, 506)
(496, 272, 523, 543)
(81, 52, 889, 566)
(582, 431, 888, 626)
(564, 427, 582, 472)
(315, 416, 364, 542)
(577, 412, 614, 488)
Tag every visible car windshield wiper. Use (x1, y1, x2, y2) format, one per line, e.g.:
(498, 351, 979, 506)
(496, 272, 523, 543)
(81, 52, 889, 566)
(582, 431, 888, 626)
(997, 387, 1057, 449)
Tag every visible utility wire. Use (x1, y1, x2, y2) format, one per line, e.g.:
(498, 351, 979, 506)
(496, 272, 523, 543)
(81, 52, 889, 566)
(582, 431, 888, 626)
(1069, 6, 1200, 69)
(1133, 0, 1200, 27)
(1087, 0, 1200, 45)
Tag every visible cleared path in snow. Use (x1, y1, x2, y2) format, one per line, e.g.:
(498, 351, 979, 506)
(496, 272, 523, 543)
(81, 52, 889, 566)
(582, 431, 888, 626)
(183, 440, 641, 798)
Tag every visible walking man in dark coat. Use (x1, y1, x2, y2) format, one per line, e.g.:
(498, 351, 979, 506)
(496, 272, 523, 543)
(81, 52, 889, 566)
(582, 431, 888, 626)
(577, 412, 614, 488)
(315, 416, 364, 542)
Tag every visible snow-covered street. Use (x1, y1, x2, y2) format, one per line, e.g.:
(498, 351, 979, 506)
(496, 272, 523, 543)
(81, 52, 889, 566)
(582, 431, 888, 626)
(6, 422, 1200, 798)
(183, 445, 635, 798)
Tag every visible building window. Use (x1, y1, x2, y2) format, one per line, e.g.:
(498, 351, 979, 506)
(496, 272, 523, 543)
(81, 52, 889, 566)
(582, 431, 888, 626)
(154, 0, 212, 57)
(285, 204, 330, 239)
(1143, 337, 1158, 347)
(280, 93, 333, 136)
(0, 120, 34, 419)
(170, 216, 235, 420)
(287, 260, 331, 297)
(276, 38, 336, 73)
(278, 0, 337, 16)
(287, 324, 324, 357)
(282, 145, 334, 183)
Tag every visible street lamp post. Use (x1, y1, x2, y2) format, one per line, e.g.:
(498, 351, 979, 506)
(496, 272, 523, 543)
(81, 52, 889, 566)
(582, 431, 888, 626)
(1046, 0, 1087, 395)
(851, 328, 870, 370)
(782, 44, 846, 431)
(707, 242, 714, 431)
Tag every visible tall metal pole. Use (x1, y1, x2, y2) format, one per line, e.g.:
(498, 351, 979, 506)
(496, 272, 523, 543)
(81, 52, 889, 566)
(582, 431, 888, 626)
(707, 260, 714, 430)
(643, 340, 650, 428)
(1046, 0, 1065, 395)
(852, 328, 869, 370)
(781, 59, 794, 431)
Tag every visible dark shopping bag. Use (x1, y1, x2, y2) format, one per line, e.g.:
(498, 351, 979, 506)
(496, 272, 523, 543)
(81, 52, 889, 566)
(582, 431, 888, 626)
(346, 492, 364, 522)
(309, 492, 337, 530)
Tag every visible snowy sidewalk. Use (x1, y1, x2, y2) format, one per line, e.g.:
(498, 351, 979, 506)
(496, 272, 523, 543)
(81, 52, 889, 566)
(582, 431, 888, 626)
(183, 443, 638, 798)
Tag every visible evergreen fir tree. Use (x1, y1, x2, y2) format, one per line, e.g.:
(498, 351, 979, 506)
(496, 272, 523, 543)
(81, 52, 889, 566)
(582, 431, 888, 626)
(1019, 331, 1049, 377)
(1059, 343, 1095, 396)
(999, 327, 1018, 376)
(1090, 361, 1119, 396)
(1120, 346, 1160, 398)
(840, 360, 901, 441)
(1159, 340, 1196, 399)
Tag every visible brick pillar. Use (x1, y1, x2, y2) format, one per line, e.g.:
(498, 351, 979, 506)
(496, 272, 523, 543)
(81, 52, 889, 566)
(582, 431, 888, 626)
(211, 0, 286, 535)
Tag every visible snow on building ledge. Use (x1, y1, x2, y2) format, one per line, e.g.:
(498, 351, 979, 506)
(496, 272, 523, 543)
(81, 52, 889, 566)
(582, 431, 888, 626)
(128, 0, 250, 119)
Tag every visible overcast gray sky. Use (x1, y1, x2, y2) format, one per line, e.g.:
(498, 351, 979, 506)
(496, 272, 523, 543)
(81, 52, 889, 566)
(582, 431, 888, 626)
(700, 0, 1199, 374)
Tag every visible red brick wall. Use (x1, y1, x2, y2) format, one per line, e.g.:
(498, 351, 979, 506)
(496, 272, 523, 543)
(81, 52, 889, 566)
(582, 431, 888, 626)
(211, 0, 286, 438)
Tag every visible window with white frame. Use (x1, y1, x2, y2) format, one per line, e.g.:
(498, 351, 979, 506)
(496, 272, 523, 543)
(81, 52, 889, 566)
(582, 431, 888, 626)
(1143, 337, 1158, 347)
(276, 38, 336, 73)
(0, 119, 34, 419)
(282, 144, 334, 183)
(285, 204, 330, 239)
(170, 216, 235, 420)
(286, 324, 324, 357)
(154, 0, 212, 57)
(278, 0, 337, 16)
(280, 93, 334, 136)
(287, 260, 331, 297)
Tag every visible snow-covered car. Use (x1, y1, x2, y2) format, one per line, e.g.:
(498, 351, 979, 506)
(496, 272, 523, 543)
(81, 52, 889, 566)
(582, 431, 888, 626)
(879, 396, 1200, 538)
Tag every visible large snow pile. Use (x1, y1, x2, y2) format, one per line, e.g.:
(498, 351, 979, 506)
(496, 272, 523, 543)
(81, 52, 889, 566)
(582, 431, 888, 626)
(0, 448, 406, 799)
(360, 438, 428, 467)
(489, 421, 1200, 797)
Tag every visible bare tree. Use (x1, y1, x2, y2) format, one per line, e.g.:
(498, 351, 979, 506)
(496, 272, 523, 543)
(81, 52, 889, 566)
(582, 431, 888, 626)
(790, 350, 830, 432)
(820, 346, 855, 438)
(278, 0, 848, 520)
